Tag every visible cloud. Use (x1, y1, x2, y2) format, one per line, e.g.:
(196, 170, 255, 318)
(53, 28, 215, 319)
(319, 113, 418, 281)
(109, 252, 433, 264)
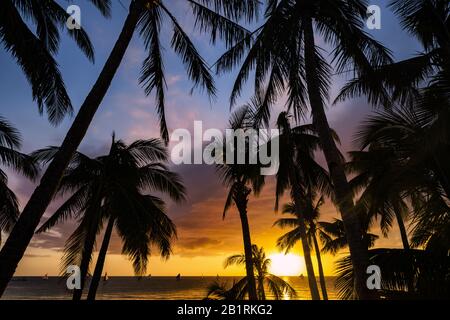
(177, 237, 222, 250)
(4, 2, 411, 275)
(24, 254, 51, 258)
(167, 75, 182, 86)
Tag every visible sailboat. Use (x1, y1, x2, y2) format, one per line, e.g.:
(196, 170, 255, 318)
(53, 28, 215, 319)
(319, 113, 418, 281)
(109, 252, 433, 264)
(42, 274, 48, 280)
(103, 272, 109, 282)
(176, 273, 181, 281)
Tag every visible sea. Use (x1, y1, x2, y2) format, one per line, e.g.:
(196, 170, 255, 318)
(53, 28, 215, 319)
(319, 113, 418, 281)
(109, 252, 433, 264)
(2, 276, 339, 300)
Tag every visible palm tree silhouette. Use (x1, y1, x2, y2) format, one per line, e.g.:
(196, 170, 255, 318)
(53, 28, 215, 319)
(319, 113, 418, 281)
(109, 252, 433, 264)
(338, 0, 450, 109)
(86, 191, 178, 300)
(0, 0, 260, 295)
(216, 0, 392, 298)
(338, 2, 450, 241)
(34, 135, 185, 300)
(216, 105, 265, 300)
(335, 0, 450, 290)
(347, 148, 411, 250)
(0, 0, 111, 123)
(0, 117, 38, 246)
(271, 111, 333, 300)
(220, 245, 297, 300)
(274, 194, 329, 300)
(353, 106, 450, 260)
(338, 6, 450, 259)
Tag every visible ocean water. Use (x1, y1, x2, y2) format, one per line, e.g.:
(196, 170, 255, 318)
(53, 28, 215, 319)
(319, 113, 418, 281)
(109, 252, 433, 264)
(2, 276, 339, 300)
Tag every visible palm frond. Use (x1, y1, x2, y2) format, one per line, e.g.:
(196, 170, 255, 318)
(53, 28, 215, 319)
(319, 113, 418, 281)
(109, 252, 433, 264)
(139, 6, 168, 143)
(0, 180, 19, 231)
(224, 254, 246, 268)
(1, 1, 72, 124)
(36, 185, 91, 234)
(265, 274, 297, 299)
(161, 4, 216, 97)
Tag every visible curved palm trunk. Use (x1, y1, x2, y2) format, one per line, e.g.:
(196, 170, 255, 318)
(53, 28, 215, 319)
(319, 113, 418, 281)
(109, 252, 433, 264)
(87, 216, 115, 301)
(303, 16, 371, 300)
(292, 187, 320, 300)
(310, 222, 328, 300)
(72, 219, 98, 301)
(72, 199, 103, 301)
(0, 2, 143, 296)
(394, 210, 410, 251)
(234, 184, 258, 300)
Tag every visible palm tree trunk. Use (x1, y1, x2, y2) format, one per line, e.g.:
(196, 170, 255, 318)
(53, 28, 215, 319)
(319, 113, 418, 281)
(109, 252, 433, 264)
(393, 207, 414, 292)
(291, 187, 320, 300)
(394, 210, 410, 250)
(310, 222, 328, 300)
(234, 184, 258, 300)
(72, 202, 103, 301)
(0, 1, 143, 296)
(238, 207, 258, 300)
(258, 276, 266, 300)
(87, 216, 115, 301)
(72, 221, 97, 301)
(303, 16, 371, 300)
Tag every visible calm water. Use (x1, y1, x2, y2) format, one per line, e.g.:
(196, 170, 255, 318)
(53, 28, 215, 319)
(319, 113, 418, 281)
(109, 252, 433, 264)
(2, 276, 339, 300)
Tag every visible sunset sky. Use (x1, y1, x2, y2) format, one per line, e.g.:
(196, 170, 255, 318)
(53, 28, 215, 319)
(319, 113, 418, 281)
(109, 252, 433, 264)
(0, 0, 420, 277)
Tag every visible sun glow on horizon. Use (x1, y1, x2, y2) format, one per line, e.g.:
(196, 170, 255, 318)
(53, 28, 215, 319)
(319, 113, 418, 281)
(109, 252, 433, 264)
(268, 253, 304, 276)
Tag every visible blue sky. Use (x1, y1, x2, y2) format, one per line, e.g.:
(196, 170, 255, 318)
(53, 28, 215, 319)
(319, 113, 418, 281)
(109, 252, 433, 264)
(1, 0, 419, 154)
(0, 0, 423, 276)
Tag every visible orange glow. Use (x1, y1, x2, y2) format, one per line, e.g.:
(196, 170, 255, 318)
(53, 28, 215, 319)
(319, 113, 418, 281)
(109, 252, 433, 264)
(268, 253, 304, 276)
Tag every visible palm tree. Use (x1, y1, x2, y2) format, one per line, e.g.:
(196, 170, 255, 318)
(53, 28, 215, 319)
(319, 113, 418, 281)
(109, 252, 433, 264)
(337, 0, 450, 212)
(353, 106, 450, 256)
(353, 109, 450, 293)
(87, 192, 177, 301)
(338, 4, 450, 256)
(0, 0, 111, 124)
(216, 0, 392, 298)
(0, 0, 107, 249)
(224, 245, 297, 300)
(347, 148, 412, 250)
(216, 106, 265, 300)
(0, 117, 38, 246)
(34, 136, 185, 300)
(274, 194, 329, 300)
(330, 0, 450, 297)
(271, 111, 332, 300)
(337, 0, 450, 109)
(0, 0, 260, 295)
